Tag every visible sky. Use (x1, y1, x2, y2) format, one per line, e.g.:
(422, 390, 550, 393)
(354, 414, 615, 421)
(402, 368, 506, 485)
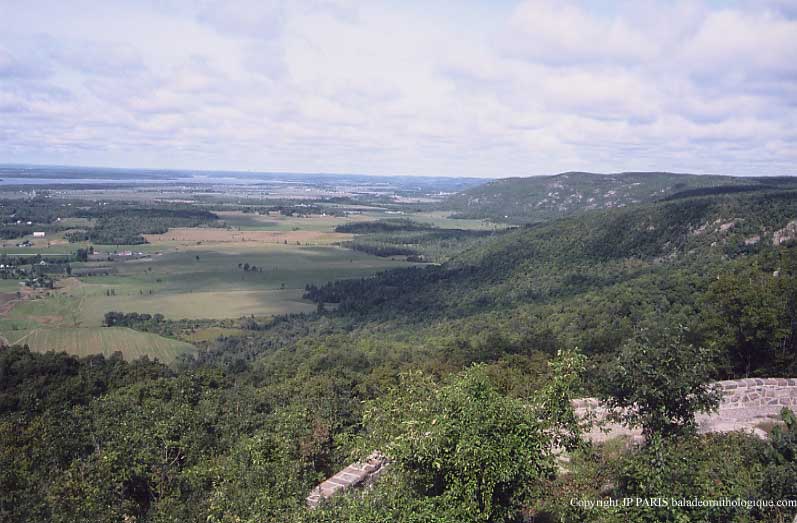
(0, 0, 795, 178)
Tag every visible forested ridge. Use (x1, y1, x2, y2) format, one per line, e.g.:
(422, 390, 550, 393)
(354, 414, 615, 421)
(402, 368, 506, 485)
(299, 190, 797, 379)
(4, 188, 797, 521)
(334, 218, 500, 262)
(445, 170, 797, 223)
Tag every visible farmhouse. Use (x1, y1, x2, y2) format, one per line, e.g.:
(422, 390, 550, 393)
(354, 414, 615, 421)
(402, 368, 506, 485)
(33, 231, 46, 238)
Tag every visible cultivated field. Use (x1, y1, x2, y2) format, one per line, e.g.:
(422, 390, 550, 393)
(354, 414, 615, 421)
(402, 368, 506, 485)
(4, 243, 411, 325)
(143, 227, 350, 244)
(0, 325, 195, 363)
(0, 205, 444, 362)
(215, 210, 370, 231)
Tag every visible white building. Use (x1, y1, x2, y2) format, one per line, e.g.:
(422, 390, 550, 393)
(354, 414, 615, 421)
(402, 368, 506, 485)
(33, 232, 46, 238)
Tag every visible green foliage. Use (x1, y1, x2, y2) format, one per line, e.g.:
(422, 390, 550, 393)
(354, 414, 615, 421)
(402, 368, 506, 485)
(597, 433, 765, 523)
(338, 352, 584, 523)
(759, 408, 797, 520)
(539, 348, 589, 450)
(599, 331, 721, 439)
(704, 254, 797, 377)
(297, 191, 797, 383)
(66, 205, 219, 245)
(0, 346, 172, 415)
(5, 184, 797, 522)
(335, 219, 437, 233)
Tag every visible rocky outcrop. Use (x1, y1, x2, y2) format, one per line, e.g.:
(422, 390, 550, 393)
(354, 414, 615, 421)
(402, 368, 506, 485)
(773, 220, 797, 245)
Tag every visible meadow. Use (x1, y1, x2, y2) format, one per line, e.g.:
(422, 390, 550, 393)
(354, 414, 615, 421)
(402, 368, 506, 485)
(0, 210, 419, 361)
(0, 325, 195, 363)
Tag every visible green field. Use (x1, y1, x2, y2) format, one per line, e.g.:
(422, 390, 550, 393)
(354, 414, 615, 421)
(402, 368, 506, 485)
(405, 211, 506, 230)
(0, 326, 195, 363)
(1, 211, 415, 324)
(216, 211, 357, 231)
(67, 244, 410, 322)
(0, 210, 424, 362)
(0, 280, 22, 292)
(215, 209, 504, 232)
(5, 243, 411, 325)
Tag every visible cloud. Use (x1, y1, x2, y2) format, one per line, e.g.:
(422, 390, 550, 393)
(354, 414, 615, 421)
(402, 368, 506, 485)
(501, 0, 658, 65)
(0, 0, 794, 176)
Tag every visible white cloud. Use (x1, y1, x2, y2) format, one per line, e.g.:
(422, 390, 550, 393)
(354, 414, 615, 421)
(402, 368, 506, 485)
(0, 0, 794, 176)
(502, 0, 658, 65)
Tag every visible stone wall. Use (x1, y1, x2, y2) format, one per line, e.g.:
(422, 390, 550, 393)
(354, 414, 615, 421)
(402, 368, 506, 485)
(307, 378, 797, 507)
(306, 452, 387, 509)
(575, 378, 797, 443)
(716, 377, 797, 409)
(574, 378, 797, 414)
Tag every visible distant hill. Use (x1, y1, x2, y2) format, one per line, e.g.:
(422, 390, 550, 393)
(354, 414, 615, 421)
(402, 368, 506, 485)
(445, 171, 797, 223)
(296, 188, 797, 374)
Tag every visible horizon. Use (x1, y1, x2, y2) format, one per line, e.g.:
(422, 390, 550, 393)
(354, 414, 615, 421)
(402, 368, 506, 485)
(1, 162, 795, 181)
(1, 1, 796, 177)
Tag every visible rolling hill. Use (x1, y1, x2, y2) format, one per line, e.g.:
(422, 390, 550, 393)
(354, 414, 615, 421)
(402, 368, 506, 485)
(444, 171, 797, 223)
(290, 187, 797, 380)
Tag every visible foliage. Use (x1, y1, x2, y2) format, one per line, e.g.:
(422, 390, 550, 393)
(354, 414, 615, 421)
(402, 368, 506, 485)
(758, 408, 797, 521)
(4, 184, 797, 521)
(66, 205, 219, 244)
(335, 218, 436, 233)
(599, 331, 721, 439)
(343, 353, 584, 523)
(704, 252, 797, 377)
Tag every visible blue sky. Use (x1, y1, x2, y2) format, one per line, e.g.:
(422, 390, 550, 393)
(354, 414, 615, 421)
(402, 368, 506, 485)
(0, 0, 795, 177)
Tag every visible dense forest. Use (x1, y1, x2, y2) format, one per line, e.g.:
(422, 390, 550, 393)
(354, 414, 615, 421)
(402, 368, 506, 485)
(65, 206, 219, 245)
(335, 219, 502, 262)
(0, 197, 220, 244)
(3, 187, 797, 521)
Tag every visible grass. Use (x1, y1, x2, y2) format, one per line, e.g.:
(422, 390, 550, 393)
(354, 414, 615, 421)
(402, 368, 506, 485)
(64, 244, 411, 322)
(405, 211, 507, 230)
(0, 326, 195, 364)
(184, 326, 246, 344)
(79, 289, 316, 321)
(215, 211, 361, 232)
(0, 280, 22, 292)
(0, 208, 423, 362)
(5, 239, 414, 326)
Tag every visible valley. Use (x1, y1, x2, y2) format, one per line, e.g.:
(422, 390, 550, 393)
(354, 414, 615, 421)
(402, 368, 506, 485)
(2, 165, 797, 522)
(0, 168, 497, 361)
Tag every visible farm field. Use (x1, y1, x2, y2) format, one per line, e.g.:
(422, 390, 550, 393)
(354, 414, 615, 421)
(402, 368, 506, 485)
(407, 211, 507, 230)
(0, 198, 459, 364)
(143, 227, 350, 244)
(0, 210, 418, 363)
(0, 325, 196, 363)
(0, 280, 22, 292)
(215, 210, 371, 231)
(7, 243, 412, 324)
(214, 209, 503, 232)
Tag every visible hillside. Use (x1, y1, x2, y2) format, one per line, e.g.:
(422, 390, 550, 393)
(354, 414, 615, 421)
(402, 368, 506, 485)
(294, 188, 797, 378)
(444, 171, 797, 223)
(6, 186, 797, 523)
